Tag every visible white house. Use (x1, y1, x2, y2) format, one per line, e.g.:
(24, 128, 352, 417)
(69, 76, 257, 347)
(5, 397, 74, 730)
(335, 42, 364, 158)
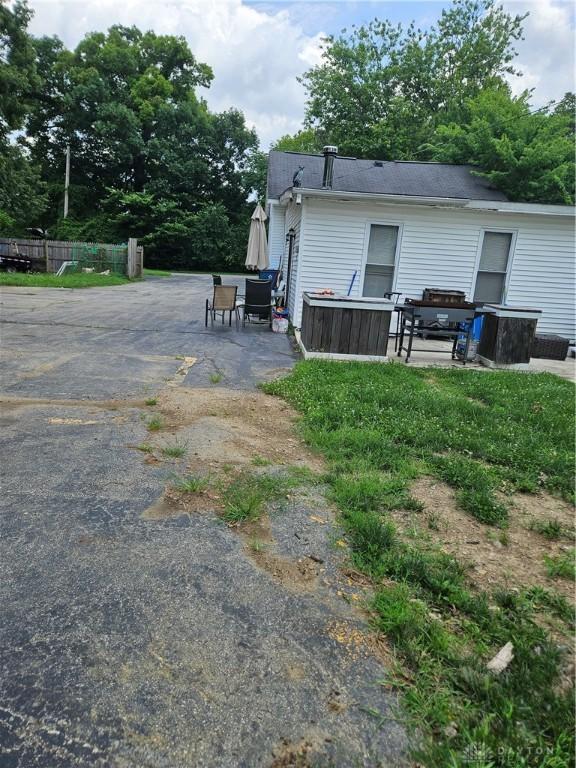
(266, 148, 576, 341)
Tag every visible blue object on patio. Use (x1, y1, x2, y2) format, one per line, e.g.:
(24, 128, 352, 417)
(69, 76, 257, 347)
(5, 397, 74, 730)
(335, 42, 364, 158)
(456, 315, 484, 360)
(259, 269, 278, 285)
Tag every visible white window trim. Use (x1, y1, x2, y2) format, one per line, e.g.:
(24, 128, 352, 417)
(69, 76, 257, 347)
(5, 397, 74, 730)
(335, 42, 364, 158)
(471, 227, 518, 304)
(359, 219, 404, 298)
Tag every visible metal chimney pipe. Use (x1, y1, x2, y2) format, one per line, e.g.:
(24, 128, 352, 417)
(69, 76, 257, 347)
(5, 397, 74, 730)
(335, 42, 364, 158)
(322, 145, 338, 189)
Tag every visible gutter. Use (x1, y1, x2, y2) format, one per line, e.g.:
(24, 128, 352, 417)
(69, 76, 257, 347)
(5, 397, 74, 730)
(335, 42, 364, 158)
(277, 187, 575, 217)
(279, 187, 469, 207)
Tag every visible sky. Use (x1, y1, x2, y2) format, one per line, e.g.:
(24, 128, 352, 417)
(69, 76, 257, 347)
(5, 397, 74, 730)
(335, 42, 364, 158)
(25, 0, 576, 150)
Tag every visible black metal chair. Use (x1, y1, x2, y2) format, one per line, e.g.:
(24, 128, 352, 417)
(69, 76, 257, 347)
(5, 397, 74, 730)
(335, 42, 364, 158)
(205, 285, 240, 327)
(212, 274, 222, 285)
(241, 279, 272, 327)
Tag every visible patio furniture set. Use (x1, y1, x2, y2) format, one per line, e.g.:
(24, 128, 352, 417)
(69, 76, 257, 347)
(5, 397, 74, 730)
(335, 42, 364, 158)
(205, 272, 285, 329)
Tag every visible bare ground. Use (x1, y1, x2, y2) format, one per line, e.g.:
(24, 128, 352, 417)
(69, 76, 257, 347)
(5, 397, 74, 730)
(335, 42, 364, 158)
(400, 476, 575, 601)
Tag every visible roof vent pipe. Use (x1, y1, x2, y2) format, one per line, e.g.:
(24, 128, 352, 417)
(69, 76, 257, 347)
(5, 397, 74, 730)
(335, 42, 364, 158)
(322, 145, 338, 189)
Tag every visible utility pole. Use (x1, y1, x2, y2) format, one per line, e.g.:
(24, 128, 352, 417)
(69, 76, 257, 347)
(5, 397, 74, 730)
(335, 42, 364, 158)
(63, 144, 70, 218)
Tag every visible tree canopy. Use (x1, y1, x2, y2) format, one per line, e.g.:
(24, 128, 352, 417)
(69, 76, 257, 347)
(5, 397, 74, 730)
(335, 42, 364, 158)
(0, 5, 263, 269)
(285, 0, 575, 204)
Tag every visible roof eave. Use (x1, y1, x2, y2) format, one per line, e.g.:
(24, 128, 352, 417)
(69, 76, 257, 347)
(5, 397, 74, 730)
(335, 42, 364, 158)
(278, 187, 469, 207)
(277, 187, 575, 216)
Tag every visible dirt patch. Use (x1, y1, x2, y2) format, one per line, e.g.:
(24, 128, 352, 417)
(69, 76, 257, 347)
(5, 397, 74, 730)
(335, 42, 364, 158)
(248, 547, 320, 591)
(325, 620, 374, 662)
(269, 731, 328, 768)
(142, 486, 223, 520)
(156, 387, 324, 472)
(406, 476, 575, 600)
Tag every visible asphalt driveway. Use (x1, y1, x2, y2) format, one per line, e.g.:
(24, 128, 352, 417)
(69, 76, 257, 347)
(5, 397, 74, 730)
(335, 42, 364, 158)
(0, 275, 405, 767)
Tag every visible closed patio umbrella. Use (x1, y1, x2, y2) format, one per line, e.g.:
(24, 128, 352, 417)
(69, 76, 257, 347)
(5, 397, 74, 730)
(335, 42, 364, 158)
(245, 203, 269, 271)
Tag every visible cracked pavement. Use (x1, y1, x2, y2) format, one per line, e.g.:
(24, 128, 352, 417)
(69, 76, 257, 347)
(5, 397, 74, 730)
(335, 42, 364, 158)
(0, 274, 407, 767)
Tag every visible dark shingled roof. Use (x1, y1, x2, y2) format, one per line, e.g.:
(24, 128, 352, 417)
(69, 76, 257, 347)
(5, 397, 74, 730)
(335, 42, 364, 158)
(267, 150, 508, 202)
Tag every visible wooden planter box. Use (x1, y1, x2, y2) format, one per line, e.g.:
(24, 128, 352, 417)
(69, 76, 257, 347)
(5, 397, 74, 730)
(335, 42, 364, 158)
(477, 305, 542, 369)
(299, 293, 395, 361)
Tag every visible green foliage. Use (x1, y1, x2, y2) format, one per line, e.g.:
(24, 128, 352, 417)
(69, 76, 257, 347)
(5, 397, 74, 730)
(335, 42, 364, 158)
(428, 88, 575, 204)
(544, 550, 575, 581)
(297, 0, 575, 203)
(145, 415, 164, 432)
(174, 474, 208, 493)
(273, 129, 321, 154)
(161, 442, 187, 459)
(0, 0, 40, 138)
(301, 0, 526, 159)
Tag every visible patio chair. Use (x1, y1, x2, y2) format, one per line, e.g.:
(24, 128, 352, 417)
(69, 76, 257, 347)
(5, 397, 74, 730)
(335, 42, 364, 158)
(212, 274, 222, 285)
(205, 285, 240, 327)
(241, 279, 273, 327)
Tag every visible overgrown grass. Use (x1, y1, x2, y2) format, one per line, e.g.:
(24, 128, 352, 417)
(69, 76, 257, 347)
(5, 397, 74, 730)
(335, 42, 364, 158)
(0, 272, 130, 288)
(530, 518, 568, 540)
(144, 397, 158, 406)
(544, 550, 575, 580)
(210, 372, 223, 384)
(265, 361, 575, 766)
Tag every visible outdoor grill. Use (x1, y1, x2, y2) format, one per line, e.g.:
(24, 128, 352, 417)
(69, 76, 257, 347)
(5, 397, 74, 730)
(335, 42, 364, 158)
(395, 299, 480, 363)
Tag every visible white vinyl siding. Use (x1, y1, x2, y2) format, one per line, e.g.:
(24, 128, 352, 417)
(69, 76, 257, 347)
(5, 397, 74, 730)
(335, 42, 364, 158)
(290, 197, 575, 340)
(363, 224, 398, 297)
(267, 201, 285, 269)
(473, 231, 513, 303)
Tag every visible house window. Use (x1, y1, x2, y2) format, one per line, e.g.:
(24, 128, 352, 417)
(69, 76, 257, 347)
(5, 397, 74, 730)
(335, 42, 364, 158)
(474, 231, 513, 304)
(363, 224, 399, 297)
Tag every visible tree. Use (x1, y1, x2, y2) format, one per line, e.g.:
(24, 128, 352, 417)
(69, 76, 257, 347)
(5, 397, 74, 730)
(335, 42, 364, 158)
(300, 0, 526, 159)
(428, 88, 575, 204)
(27, 26, 214, 212)
(26, 24, 261, 268)
(0, 144, 47, 229)
(0, 1, 46, 231)
(273, 129, 321, 154)
(0, 0, 40, 138)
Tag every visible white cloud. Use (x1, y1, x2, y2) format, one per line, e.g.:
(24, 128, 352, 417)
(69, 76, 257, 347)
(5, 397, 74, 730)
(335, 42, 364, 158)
(25, 0, 325, 149)
(503, 0, 575, 106)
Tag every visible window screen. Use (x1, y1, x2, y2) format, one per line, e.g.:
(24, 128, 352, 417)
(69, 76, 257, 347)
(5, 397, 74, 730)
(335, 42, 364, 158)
(363, 225, 398, 297)
(474, 231, 513, 303)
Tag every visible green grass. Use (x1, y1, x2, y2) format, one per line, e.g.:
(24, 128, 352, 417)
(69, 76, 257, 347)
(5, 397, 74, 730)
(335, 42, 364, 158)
(251, 455, 272, 467)
(143, 268, 171, 277)
(265, 360, 575, 767)
(220, 470, 306, 524)
(544, 550, 575, 580)
(0, 272, 130, 288)
(530, 518, 567, 540)
(161, 442, 187, 459)
(173, 474, 208, 493)
(136, 443, 153, 453)
(144, 397, 158, 407)
(210, 372, 223, 384)
(146, 415, 164, 432)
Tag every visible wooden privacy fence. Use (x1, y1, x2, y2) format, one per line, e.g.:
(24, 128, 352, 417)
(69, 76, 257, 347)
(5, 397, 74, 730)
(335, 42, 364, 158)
(0, 237, 143, 278)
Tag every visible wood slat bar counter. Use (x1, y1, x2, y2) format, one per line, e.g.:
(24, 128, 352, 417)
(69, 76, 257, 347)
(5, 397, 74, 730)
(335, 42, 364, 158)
(477, 304, 542, 369)
(299, 292, 396, 361)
